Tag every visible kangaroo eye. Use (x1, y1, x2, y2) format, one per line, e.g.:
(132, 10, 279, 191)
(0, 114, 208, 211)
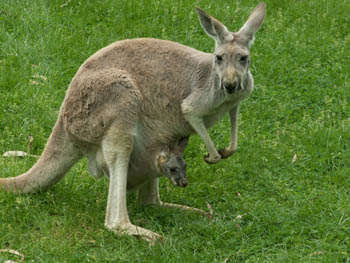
(216, 55, 223, 63)
(240, 55, 248, 64)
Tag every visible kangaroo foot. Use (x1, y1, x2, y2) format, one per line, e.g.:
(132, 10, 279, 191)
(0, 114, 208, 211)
(107, 223, 163, 244)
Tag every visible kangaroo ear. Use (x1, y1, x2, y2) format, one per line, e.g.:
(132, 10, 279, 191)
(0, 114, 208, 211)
(196, 7, 232, 44)
(237, 2, 266, 47)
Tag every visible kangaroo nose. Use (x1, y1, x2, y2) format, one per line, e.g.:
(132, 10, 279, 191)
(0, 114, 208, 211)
(223, 81, 240, 94)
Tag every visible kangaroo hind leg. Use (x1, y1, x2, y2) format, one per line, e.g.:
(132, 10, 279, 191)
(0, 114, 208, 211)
(102, 123, 162, 243)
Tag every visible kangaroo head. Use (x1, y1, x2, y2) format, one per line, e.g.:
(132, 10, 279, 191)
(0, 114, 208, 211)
(156, 137, 189, 187)
(196, 3, 266, 95)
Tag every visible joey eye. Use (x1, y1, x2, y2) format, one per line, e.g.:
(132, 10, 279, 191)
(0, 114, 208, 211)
(240, 55, 248, 64)
(215, 55, 223, 63)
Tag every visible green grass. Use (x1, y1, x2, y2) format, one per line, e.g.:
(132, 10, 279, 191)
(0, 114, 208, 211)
(1, 0, 350, 262)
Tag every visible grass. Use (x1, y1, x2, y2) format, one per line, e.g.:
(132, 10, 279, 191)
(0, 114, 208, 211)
(1, 0, 350, 262)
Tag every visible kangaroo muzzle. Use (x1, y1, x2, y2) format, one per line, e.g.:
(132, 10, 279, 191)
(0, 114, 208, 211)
(223, 80, 241, 94)
(223, 68, 241, 94)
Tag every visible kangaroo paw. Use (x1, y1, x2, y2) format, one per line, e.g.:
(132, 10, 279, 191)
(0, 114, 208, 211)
(204, 153, 221, 164)
(218, 148, 236, 159)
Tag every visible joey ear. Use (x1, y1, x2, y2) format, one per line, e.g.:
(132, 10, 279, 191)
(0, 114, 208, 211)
(158, 154, 166, 164)
(158, 150, 168, 166)
(237, 2, 266, 47)
(196, 7, 232, 44)
(158, 145, 170, 163)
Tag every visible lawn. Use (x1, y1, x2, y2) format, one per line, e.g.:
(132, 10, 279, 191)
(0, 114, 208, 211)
(1, 0, 350, 262)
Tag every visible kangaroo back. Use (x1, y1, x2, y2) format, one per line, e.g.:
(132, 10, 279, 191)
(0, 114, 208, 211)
(0, 117, 82, 193)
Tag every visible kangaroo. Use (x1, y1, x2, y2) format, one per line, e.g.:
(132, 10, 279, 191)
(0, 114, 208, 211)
(1, 3, 265, 242)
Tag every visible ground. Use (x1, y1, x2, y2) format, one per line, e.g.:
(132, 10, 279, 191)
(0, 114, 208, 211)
(1, 0, 350, 262)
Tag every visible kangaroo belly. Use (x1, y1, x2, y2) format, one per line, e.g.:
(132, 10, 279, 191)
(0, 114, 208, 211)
(85, 148, 108, 179)
(84, 146, 156, 191)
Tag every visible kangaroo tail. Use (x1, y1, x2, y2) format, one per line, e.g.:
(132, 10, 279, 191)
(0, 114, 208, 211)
(0, 117, 82, 193)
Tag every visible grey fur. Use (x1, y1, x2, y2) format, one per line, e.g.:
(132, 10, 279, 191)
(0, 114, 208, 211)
(0, 3, 265, 242)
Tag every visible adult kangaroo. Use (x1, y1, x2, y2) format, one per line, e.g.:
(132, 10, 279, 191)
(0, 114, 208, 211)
(1, 3, 265, 242)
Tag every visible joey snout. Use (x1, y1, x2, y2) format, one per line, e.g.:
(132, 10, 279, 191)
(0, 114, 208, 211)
(166, 165, 188, 187)
(170, 171, 188, 187)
